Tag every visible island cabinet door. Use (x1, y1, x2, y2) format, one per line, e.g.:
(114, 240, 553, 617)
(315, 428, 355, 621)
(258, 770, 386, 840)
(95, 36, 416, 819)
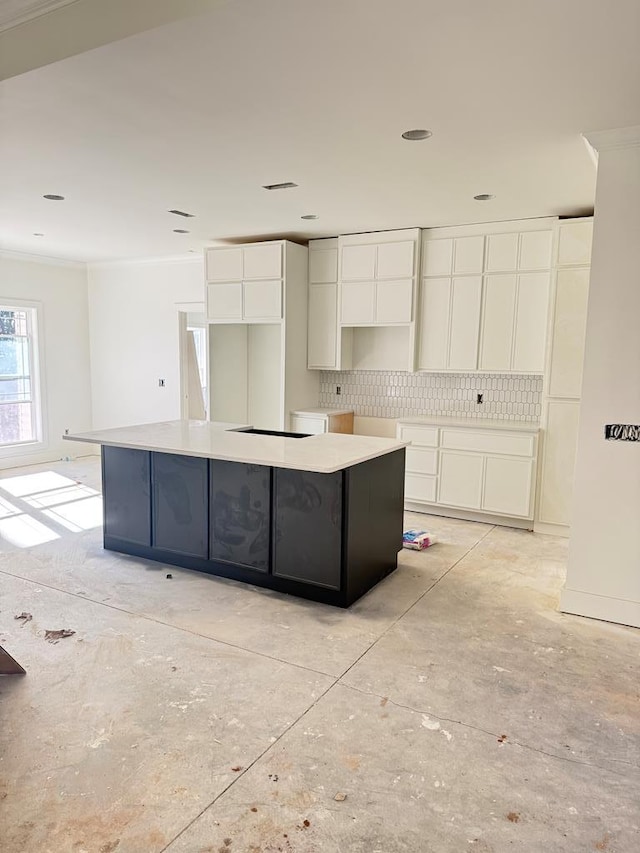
(102, 447, 151, 546)
(273, 469, 343, 590)
(209, 460, 271, 572)
(151, 453, 209, 558)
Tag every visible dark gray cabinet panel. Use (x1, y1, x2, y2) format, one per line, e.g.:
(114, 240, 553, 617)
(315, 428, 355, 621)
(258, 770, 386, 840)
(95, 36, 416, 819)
(273, 469, 342, 589)
(210, 460, 271, 572)
(152, 453, 209, 558)
(102, 446, 151, 546)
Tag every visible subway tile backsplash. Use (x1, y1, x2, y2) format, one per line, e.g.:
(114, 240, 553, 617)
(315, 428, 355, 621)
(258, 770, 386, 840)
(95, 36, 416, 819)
(318, 371, 543, 421)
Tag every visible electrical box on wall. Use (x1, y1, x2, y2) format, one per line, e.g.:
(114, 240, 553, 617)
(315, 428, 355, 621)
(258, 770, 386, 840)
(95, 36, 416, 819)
(605, 424, 640, 441)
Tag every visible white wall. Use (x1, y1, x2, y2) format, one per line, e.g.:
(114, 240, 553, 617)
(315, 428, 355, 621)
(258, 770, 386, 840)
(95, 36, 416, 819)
(88, 256, 203, 429)
(0, 253, 92, 468)
(562, 127, 640, 628)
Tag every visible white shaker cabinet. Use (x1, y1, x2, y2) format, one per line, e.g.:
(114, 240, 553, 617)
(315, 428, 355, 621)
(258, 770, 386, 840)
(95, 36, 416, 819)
(308, 238, 339, 369)
(206, 242, 284, 323)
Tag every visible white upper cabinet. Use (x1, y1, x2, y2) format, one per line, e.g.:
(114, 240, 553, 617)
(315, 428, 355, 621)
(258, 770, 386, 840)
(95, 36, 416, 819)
(308, 238, 339, 369)
(206, 282, 242, 321)
(452, 235, 484, 274)
(243, 280, 282, 321)
(341, 281, 375, 324)
(420, 221, 554, 373)
(557, 220, 593, 266)
(376, 279, 413, 323)
(341, 244, 376, 280)
(206, 247, 243, 281)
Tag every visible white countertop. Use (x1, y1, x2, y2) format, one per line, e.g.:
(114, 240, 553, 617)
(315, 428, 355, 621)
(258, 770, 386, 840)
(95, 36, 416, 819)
(291, 407, 354, 417)
(398, 416, 540, 433)
(64, 420, 407, 474)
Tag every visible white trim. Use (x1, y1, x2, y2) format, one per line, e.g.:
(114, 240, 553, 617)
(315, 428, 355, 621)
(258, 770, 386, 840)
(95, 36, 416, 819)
(560, 588, 640, 630)
(175, 301, 205, 312)
(421, 217, 557, 241)
(534, 520, 569, 538)
(582, 125, 640, 153)
(403, 501, 533, 530)
(88, 253, 203, 270)
(0, 248, 85, 268)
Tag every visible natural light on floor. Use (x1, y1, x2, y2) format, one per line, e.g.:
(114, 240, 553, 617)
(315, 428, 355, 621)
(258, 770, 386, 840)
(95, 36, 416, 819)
(0, 471, 102, 547)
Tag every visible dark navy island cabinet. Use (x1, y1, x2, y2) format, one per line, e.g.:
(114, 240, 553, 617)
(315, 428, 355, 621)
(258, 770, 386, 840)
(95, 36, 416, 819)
(102, 446, 405, 607)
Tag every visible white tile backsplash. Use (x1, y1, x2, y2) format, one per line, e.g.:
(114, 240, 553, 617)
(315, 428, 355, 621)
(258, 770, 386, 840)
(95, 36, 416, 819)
(318, 371, 542, 421)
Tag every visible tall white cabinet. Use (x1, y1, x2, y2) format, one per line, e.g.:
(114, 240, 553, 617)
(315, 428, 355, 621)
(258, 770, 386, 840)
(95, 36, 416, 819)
(308, 238, 339, 370)
(205, 240, 319, 430)
(536, 218, 593, 535)
(419, 220, 554, 373)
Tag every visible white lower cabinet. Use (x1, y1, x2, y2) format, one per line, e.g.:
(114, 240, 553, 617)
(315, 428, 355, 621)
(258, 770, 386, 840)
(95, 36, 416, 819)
(398, 420, 538, 523)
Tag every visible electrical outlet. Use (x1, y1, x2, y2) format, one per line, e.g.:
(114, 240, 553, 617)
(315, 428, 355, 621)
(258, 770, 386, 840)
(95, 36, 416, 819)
(477, 393, 484, 404)
(336, 385, 341, 395)
(158, 379, 165, 387)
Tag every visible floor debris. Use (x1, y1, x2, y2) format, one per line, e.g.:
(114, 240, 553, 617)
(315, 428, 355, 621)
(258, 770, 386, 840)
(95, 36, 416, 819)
(334, 792, 347, 802)
(14, 613, 32, 623)
(44, 629, 76, 643)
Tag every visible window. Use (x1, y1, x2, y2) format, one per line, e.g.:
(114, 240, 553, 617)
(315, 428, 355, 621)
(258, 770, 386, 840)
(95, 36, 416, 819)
(0, 304, 42, 448)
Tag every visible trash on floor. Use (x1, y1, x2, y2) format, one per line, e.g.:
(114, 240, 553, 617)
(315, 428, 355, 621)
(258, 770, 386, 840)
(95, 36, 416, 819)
(44, 629, 76, 643)
(402, 529, 435, 550)
(14, 612, 33, 623)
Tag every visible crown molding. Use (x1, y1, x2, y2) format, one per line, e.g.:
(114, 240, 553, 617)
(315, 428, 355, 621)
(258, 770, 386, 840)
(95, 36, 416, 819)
(0, 248, 86, 268)
(582, 125, 640, 154)
(87, 253, 203, 271)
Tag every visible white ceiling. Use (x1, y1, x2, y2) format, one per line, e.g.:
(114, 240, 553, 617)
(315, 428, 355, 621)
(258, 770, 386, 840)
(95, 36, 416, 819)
(1, 0, 639, 263)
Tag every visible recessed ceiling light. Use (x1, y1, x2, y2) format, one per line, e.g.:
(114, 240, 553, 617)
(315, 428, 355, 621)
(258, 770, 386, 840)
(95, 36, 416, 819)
(474, 193, 495, 201)
(301, 214, 319, 220)
(168, 209, 194, 218)
(43, 194, 65, 200)
(401, 129, 432, 141)
(262, 181, 298, 190)
(173, 229, 190, 234)
(33, 232, 44, 236)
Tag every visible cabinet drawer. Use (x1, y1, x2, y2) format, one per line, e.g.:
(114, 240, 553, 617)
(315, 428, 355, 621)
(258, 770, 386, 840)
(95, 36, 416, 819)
(291, 415, 326, 435)
(405, 446, 438, 475)
(405, 473, 437, 503)
(399, 425, 438, 447)
(243, 279, 282, 320)
(440, 429, 535, 457)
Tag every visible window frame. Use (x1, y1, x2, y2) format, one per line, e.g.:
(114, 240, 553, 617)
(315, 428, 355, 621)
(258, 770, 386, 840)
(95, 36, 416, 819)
(0, 299, 47, 457)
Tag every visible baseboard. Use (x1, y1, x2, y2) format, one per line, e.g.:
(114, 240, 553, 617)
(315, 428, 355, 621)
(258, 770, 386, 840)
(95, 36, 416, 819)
(560, 588, 640, 629)
(404, 501, 533, 530)
(534, 520, 570, 537)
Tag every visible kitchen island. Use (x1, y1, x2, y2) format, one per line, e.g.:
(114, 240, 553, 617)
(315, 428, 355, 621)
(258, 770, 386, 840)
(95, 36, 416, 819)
(64, 421, 407, 606)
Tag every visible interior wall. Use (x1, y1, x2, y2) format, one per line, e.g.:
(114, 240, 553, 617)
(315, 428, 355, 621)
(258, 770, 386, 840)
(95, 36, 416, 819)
(247, 324, 282, 430)
(563, 130, 640, 628)
(209, 324, 248, 424)
(87, 256, 203, 429)
(0, 253, 92, 468)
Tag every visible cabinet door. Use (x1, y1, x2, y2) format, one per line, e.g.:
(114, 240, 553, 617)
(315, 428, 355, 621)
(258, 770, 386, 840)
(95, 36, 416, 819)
(243, 279, 282, 321)
(479, 274, 517, 370)
(519, 231, 552, 271)
(376, 279, 413, 323)
(512, 272, 549, 372)
(309, 248, 338, 283)
(210, 460, 271, 572)
(341, 244, 376, 280)
(207, 282, 242, 321)
(377, 241, 414, 278)
(422, 239, 453, 277)
(243, 243, 281, 279)
(449, 276, 482, 370)
(537, 400, 580, 526)
(206, 247, 243, 281)
(102, 447, 151, 546)
(557, 221, 593, 266)
(152, 453, 208, 557)
(308, 283, 337, 368)
(483, 456, 533, 517)
(486, 233, 519, 272)
(453, 236, 484, 274)
(548, 268, 590, 398)
(273, 469, 342, 589)
(438, 451, 483, 509)
(418, 277, 450, 369)
(341, 281, 375, 324)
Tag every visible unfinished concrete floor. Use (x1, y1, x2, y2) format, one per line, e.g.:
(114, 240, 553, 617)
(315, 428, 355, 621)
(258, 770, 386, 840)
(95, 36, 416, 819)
(0, 457, 639, 853)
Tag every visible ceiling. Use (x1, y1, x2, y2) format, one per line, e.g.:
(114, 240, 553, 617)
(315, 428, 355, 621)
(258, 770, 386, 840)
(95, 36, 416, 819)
(1, 0, 639, 263)
(0, 0, 78, 32)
